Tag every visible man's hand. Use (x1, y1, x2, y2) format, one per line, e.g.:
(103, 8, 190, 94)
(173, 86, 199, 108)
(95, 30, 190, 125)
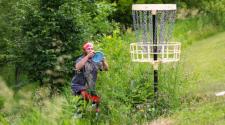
(76, 50, 95, 70)
(101, 57, 108, 71)
(86, 50, 95, 59)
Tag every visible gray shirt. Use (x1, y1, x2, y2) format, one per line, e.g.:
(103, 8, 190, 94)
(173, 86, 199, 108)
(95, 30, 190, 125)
(71, 56, 103, 94)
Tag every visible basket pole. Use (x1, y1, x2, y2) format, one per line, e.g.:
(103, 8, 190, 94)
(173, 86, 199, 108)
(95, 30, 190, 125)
(152, 10, 158, 106)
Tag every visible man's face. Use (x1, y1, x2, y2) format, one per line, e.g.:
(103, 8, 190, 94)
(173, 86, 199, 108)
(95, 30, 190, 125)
(83, 42, 94, 55)
(85, 47, 94, 54)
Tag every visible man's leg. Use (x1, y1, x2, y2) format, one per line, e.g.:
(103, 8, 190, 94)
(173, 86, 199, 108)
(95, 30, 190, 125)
(91, 95, 100, 112)
(80, 90, 101, 112)
(80, 90, 92, 101)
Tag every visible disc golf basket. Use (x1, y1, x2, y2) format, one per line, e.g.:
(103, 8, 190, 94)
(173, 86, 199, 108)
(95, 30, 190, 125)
(130, 4, 181, 103)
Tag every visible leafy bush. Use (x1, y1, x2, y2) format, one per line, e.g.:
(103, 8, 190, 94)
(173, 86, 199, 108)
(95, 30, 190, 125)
(201, 0, 225, 27)
(0, 113, 9, 125)
(8, 0, 117, 89)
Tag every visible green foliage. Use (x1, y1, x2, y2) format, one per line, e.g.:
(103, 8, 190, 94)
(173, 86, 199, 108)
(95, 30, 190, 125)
(0, 0, 18, 65)
(20, 0, 80, 85)
(0, 113, 9, 125)
(0, 30, 194, 125)
(171, 32, 225, 125)
(1, 0, 225, 124)
(82, 30, 191, 123)
(91, 2, 118, 39)
(0, 96, 4, 110)
(102, 0, 164, 27)
(7, 0, 117, 87)
(0, 0, 10, 53)
(17, 108, 52, 125)
(59, 1, 117, 40)
(99, 0, 225, 31)
(173, 16, 223, 47)
(174, 99, 225, 125)
(201, 0, 225, 27)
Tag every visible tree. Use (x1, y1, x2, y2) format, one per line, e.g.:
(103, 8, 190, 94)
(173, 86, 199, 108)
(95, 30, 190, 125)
(20, 0, 87, 88)
(0, 0, 17, 65)
(8, 0, 116, 92)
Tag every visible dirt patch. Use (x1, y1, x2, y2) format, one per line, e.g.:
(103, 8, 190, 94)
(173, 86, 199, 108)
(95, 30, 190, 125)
(147, 118, 174, 125)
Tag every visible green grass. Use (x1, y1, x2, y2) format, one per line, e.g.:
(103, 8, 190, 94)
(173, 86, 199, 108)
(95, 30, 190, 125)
(183, 32, 225, 94)
(173, 98, 225, 125)
(171, 32, 225, 125)
(173, 16, 224, 48)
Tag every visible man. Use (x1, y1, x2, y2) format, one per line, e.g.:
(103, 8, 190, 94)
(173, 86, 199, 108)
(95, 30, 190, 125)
(71, 42, 108, 112)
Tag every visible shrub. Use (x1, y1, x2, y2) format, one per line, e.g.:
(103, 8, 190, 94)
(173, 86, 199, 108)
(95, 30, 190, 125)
(10, 0, 117, 90)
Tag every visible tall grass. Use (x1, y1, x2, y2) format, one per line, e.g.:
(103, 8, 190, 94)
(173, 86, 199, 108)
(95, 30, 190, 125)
(173, 16, 224, 48)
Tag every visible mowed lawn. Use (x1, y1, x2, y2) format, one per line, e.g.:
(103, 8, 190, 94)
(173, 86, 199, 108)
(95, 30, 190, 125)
(172, 32, 225, 125)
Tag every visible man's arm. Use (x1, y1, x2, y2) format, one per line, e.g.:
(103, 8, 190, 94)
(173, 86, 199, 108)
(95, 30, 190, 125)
(75, 51, 95, 70)
(75, 56, 89, 71)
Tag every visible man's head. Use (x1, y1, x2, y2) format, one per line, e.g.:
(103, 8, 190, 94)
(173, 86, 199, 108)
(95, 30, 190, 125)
(82, 42, 94, 55)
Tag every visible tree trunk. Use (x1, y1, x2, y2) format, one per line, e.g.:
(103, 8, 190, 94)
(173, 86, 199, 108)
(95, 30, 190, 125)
(15, 64, 20, 85)
(39, 78, 44, 86)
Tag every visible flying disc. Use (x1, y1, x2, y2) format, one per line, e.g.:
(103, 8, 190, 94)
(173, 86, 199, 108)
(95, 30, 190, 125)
(92, 51, 104, 63)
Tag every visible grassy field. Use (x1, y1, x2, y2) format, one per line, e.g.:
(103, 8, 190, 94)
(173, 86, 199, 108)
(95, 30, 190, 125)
(171, 32, 225, 125)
